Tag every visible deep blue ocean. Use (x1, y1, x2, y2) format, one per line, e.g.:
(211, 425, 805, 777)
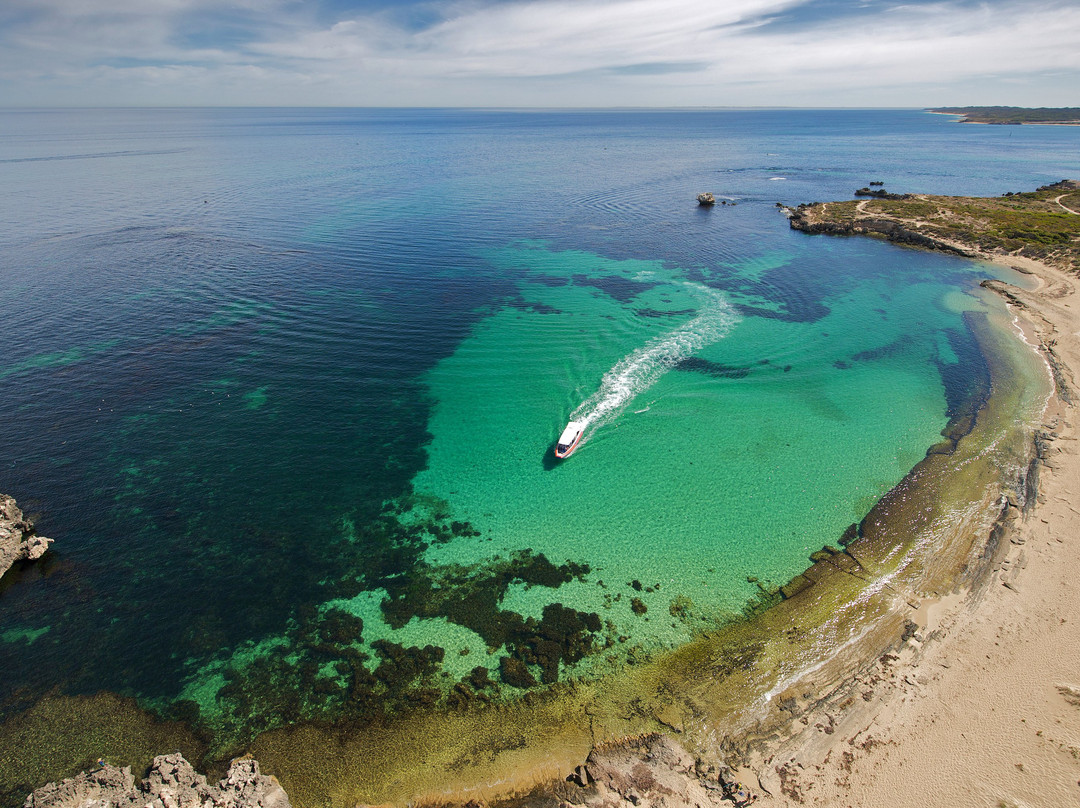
(1, 108, 1078, 785)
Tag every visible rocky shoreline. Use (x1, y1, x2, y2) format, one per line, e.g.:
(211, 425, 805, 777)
(0, 495, 52, 580)
(780, 179, 1080, 274)
(784, 203, 976, 255)
(25, 755, 289, 808)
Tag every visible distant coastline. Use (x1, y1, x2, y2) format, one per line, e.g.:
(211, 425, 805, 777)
(929, 106, 1080, 126)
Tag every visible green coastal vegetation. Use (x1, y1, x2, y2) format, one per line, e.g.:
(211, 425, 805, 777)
(930, 106, 1080, 125)
(786, 180, 1080, 273)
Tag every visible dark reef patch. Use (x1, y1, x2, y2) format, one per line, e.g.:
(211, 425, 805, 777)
(734, 299, 831, 323)
(499, 656, 538, 689)
(116, 496, 600, 758)
(571, 274, 658, 303)
(635, 308, 696, 318)
(505, 603, 605, 685)
(851, 334, 915, 362)
(926, 316, 992, 455)
(380, 550, 603, 687)
(674, 357, 751, 379)
(505, 296, 562, 315)
(380, 549, 591, 637)
(529, 274, 571, 288)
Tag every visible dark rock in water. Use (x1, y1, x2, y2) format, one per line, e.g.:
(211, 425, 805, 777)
(317, 608, 364, 645)
(380, 549, 590, 643)
(532, 638, 564, 684)
(809, 545, 841, 564)
(630, 597, 648, 615)
(24, 753, 290, 808)
(371, 640, 445, 689)
(499, 655, 538, 688)
(697, 192, 716, 206)
(839, 522, 859, 547)
(1, 494, 53, 580)
(466, 665, 496, 691)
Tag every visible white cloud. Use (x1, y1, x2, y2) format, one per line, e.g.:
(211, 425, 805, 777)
(1, 0, 1078, 106)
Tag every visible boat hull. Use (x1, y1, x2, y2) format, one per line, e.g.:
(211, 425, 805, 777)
(554, 432, 582, 459)
(554, 421, 585, 459)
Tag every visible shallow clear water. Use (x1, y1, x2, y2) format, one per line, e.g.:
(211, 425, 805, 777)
(1, 108, 1078, 759)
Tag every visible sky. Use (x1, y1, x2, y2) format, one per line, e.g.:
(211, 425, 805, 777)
(0, 0, 1078, 107)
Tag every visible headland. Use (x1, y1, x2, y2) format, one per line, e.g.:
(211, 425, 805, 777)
(930, 107, 1080, 126)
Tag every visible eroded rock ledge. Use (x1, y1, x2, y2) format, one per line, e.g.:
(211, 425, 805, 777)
(25, 754, 290, 808)
(779, 180, 1080, 274)
(1, 494, 53, 579)
(783, 204, 975, 256)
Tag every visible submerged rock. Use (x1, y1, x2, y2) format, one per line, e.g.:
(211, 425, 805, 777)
(499, 655, 538, 688)
(24, 754, 290, 808)
(1, 494, 53, 580)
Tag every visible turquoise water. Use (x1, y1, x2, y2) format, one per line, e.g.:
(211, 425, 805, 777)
(0, 108, 1077, 767)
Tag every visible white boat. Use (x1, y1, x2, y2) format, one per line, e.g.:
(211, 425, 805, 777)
(554, 420, 585, 459)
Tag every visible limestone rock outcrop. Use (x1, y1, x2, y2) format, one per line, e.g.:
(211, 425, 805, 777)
(25, 754, 291, 808)
(784, 205, 975, 256)
(1, 494, 53, 579)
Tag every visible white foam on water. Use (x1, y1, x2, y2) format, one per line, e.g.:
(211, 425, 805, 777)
(571, 284, 739, 440)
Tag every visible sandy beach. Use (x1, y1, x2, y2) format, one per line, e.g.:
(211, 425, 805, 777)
(746, 254, 1080, 807)
(583, 252, 1080, 808)
(504, 251, 1080, 808)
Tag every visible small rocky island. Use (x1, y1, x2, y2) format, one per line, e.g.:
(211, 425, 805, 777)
(0, 494, 52, 579)
(781, 179, 1080, 273)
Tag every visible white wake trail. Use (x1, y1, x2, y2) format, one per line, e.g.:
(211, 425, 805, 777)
(571, 284, 739, 437)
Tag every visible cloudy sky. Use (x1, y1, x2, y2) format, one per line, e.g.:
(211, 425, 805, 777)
(1, 0, 1077, 107)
